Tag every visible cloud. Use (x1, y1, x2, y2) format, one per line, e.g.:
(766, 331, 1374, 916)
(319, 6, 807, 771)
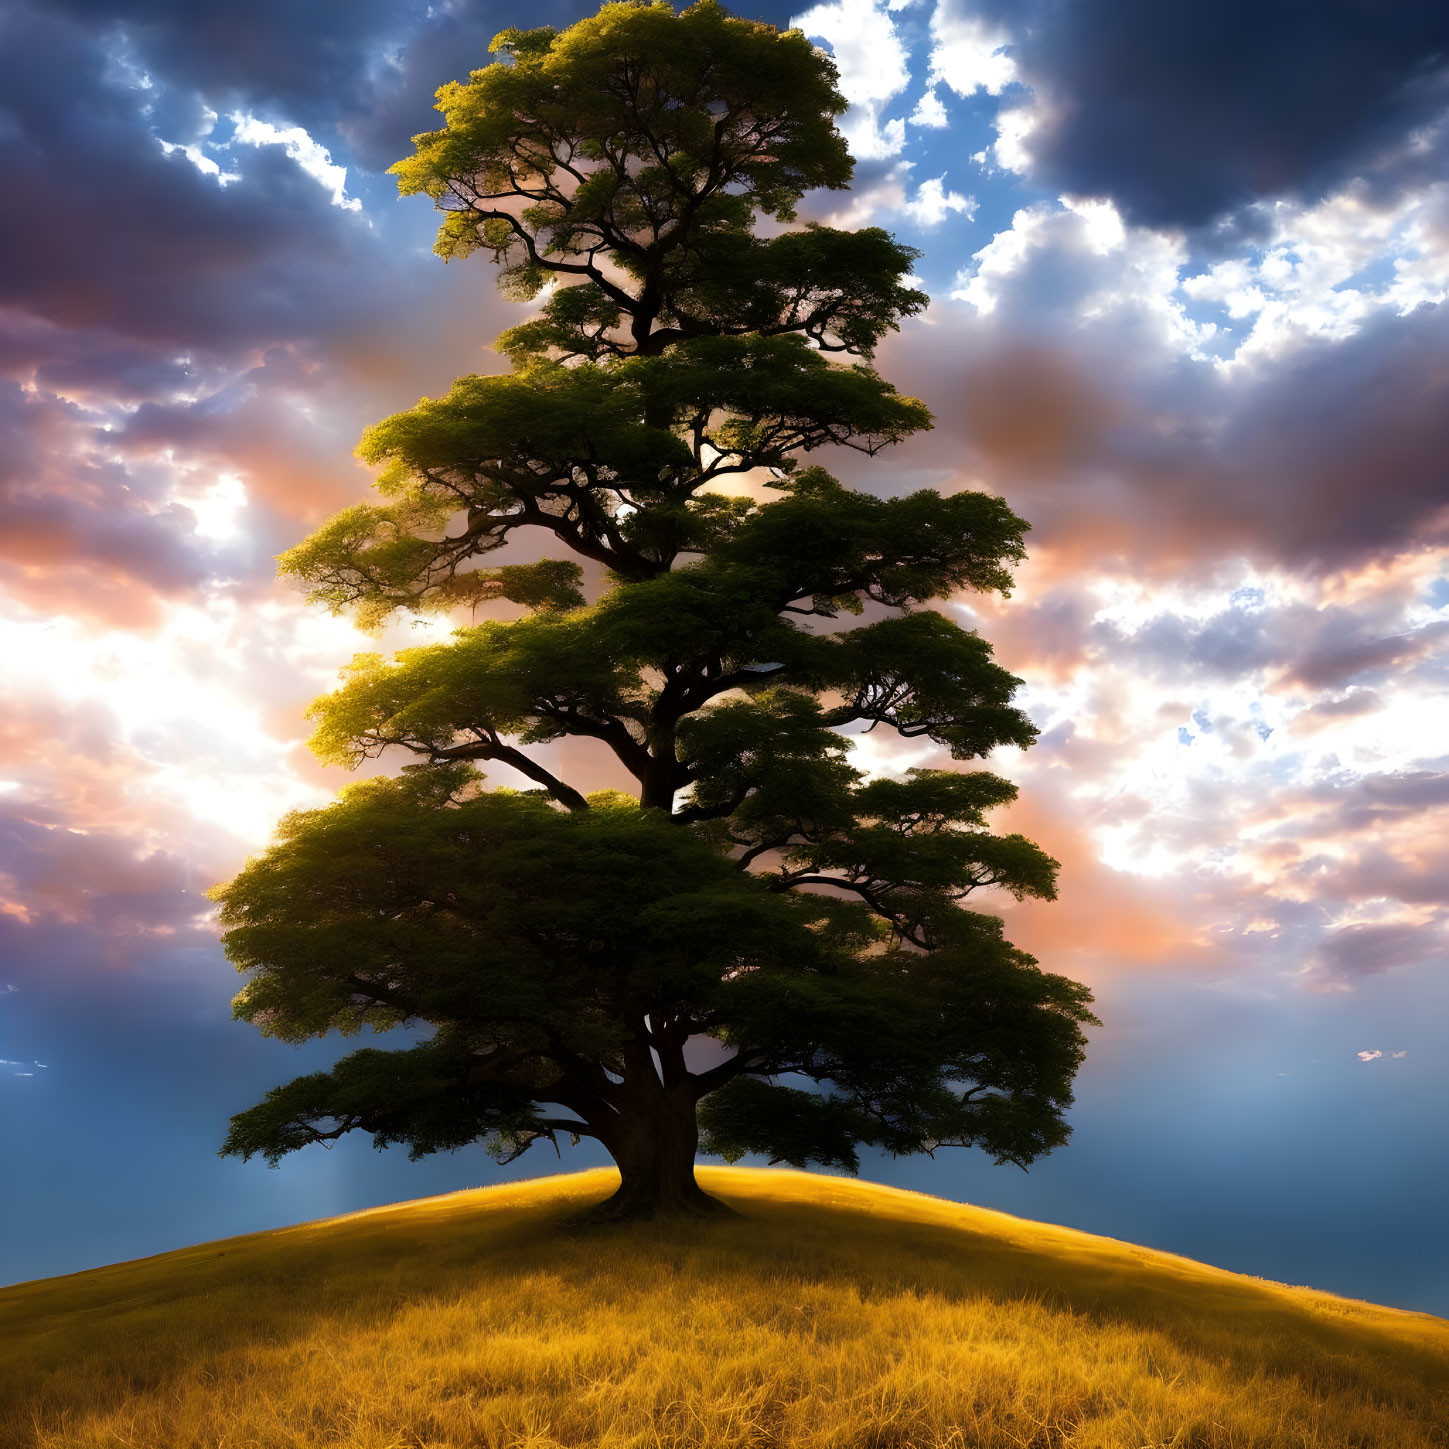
(987, 776, 1214, 978)
(38, 0, 415, 138)
(821, 193, 1449, 993)
(933, 542, 1449, 997)
(0, 8, 380, 351)
(863, 198, 1449, 581)
(926, 3, 1015, 101)
(0, 696, 226, 952)
(967, 0, 1449, 228)
(1183, 182, 1449, 363)
(0, 3, 529, 627)
(909, 88, 949, 129)
(900, 175, 976, 227)
(793, 0, 912, 159)
(0, 380, 247, 627)
(229, 116, 363, 211)
(0, 808, 209, 939)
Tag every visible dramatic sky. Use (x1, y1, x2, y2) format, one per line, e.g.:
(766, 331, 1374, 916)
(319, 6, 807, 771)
(3, 0, 1447, 1312)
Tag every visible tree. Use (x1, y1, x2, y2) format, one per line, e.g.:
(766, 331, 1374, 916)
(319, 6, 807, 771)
(214, 0, 1097, 1221)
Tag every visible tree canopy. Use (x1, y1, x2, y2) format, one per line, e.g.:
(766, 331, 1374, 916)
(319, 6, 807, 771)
(214, 0, 1096, 1220)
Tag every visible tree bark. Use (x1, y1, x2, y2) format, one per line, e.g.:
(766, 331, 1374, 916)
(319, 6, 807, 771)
(584, 1087, 734, 1222)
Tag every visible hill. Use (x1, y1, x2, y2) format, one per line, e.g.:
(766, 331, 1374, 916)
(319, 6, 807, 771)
(2, 1167, 1445, 1448)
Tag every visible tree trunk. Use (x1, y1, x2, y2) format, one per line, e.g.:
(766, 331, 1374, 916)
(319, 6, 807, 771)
(585, 1089, 734, 1222)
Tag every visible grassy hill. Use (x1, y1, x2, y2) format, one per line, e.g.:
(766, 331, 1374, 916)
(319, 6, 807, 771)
(2, 1167, 1445, 1448)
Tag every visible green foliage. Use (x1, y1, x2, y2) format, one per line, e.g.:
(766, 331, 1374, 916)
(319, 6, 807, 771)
(391, 1, 852, 277)
(810, 612, 1038, 756)
(698, 1078, 878, 1172)
(721, 469, 1029, 609)
(220, 0, 1095, 1207)
(219, 1042, 545, 1167)
(218, 772, 814, 1029)
(709, 924, 1095, 1168)
(496, 227, 928, 362)
(286, 350, 933, 624)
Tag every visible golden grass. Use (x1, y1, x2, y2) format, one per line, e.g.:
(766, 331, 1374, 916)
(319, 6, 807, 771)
(2, 1166, 1445, 1448)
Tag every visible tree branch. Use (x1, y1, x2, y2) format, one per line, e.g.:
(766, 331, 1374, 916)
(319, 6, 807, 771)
(687, 1050, 766, 1099)
(420, 737, 589, 812)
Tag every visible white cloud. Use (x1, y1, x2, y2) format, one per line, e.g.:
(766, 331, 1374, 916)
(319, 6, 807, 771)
(1184, 180, 1449, 366)
(947, 165, 1449, 380)
(792, 0, 912, 159)
(992, 101, 1043, 175)
(1180, 258, 1268, 320)
(909, 88, 949, 129)
(901, 175, 976, 227)
(812, 162, 974, 231)
(950, 196, 1214, 354)
(1357, 1049, 1383, 1061)
(158, 139, 240, 186)
(229, 115, 364, 212)
(918, 1, 1029, 173)
(926, 2, 1016, 98)
(0, 596, 361, 848)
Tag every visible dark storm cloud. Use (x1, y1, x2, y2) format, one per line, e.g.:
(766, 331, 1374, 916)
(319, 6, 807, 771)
(975, 0, 1449, 228)
(0, 0, 569, 376)
(341, 0, 597, 172)
(24, 0, 808, 178)
(39, 0, 415, 135)
(0, 7, 371, 349)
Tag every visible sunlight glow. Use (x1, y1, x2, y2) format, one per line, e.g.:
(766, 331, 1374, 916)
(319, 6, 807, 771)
(181, 472, 248, 541)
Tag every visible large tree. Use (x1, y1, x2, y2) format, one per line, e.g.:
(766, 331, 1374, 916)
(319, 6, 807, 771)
(215, 0, 1096, 1221)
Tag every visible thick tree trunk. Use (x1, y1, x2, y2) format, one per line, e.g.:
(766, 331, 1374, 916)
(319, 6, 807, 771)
(584, 1089, 734, 1222)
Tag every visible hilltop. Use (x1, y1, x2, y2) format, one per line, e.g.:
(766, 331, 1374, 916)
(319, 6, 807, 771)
(3, 1167, 1445, 1447)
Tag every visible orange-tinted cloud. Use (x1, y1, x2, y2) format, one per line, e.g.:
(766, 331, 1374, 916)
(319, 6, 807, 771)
(988, 781, 1215, 981)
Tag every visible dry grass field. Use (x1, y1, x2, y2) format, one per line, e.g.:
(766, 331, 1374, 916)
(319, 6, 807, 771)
(2, 1166, 1445, 1448)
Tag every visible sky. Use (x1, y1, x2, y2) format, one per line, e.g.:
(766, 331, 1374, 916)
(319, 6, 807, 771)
(2, 0, 1447, 1313)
